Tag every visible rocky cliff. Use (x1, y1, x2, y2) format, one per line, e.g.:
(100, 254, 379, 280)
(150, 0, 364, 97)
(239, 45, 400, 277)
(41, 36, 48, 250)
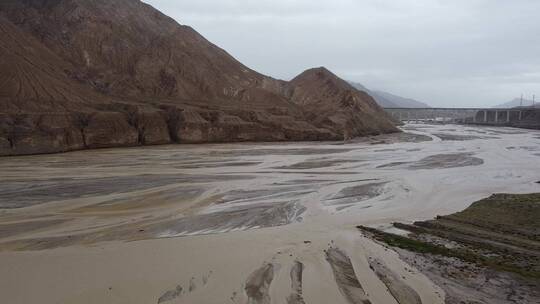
(0, 0, 398, 156)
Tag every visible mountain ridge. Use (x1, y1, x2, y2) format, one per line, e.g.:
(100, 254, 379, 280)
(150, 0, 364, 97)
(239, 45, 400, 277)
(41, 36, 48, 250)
(349, 82, 430, 108)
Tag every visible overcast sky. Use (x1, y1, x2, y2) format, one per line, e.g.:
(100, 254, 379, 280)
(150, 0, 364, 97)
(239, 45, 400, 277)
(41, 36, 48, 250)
(144, 0, 539, 107)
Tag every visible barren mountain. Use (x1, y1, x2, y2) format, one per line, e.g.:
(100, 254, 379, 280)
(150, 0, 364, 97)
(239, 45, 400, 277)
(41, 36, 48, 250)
(0, 0, 398, 156)
(0, 0, 288, 101)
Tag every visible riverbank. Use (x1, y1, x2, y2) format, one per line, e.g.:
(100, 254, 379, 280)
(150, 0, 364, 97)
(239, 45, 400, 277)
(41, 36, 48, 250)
(358, 193, 540, 303)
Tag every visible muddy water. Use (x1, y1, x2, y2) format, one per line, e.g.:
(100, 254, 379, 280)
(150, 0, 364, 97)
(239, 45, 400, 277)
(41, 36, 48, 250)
(0, 124, 539, 304)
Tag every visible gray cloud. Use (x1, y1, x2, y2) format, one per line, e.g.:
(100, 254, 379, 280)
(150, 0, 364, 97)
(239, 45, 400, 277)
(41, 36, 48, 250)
(144, 0, 540, 107)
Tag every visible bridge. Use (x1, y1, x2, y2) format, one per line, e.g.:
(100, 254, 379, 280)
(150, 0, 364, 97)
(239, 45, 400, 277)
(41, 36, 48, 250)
(383, 107, 540, 129)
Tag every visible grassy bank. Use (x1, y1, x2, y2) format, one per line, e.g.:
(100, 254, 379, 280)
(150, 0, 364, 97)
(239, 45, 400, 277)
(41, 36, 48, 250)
(358, 193, 540, 279)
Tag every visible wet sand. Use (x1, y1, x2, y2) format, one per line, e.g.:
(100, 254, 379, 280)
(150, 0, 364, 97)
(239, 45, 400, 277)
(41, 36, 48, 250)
(326, 247, 371, 304)
(286, 261, 306, 304)
(432, 133, 499, 141)
(377, 152, 484, 169)
(368, 257, 422, 304)
(0, 124, 539, 303)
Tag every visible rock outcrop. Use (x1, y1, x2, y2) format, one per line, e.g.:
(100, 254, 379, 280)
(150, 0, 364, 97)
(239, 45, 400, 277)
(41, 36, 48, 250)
(0, 0, 398, 156)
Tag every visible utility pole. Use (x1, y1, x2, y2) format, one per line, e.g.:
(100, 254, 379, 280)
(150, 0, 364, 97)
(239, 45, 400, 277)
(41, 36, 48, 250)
(520, 94, 523, 107)
(534, 94, 536, 107)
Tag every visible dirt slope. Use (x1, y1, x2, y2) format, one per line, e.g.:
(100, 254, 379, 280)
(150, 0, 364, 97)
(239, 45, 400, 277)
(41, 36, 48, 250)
(0, 16, 107, 112)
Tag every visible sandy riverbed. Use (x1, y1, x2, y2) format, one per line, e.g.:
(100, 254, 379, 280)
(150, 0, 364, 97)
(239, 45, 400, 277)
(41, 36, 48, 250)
(0, 123, 539, 304)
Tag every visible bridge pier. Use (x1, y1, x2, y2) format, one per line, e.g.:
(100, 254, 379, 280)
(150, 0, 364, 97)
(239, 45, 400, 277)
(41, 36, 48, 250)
(383, 107, 529, 125)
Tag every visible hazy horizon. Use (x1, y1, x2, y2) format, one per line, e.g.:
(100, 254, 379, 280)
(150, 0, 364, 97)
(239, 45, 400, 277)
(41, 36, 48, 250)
(143, 0, 539, 108)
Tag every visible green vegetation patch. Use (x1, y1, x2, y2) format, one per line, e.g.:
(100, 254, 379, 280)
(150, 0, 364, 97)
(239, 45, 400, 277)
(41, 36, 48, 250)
(358, 193, 540, 279)
(358, 226, 482, 262)
(357, 225, 540, 279)
(445, 193, 540, 240)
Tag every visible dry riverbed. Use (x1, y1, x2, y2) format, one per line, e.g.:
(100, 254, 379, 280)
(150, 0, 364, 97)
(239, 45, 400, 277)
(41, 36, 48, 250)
(0, 123, 539, 303)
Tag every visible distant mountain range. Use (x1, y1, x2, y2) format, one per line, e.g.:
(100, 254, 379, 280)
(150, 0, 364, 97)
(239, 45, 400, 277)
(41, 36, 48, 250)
(349, 82, 431, 108)
(495, 98, 539, 108)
